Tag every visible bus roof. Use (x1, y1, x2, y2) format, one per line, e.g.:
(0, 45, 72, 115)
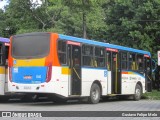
(0, 37, 10, 43)
(59, 34, 151, 56)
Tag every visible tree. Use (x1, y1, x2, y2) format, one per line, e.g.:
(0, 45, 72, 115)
(102, 0, 160, 58)
(64, 0, 106, 38)
(4, 0, 65, 34)
(0, 9, 6, 36)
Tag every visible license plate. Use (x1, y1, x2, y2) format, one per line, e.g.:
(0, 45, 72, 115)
(23, 75, 32, 80)
(24, 86, 31, 90)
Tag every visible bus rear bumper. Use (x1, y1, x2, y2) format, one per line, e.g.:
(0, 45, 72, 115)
(8, 81, 69, 97)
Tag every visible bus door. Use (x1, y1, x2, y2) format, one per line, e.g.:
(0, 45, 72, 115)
(67, 41, 81, 95)
(4, 43, 9, 93)
(0, 42, 8, 95)
(111, 51, 121, 94)
(106, 48, 121, 94)
(144, 55, 152, 92)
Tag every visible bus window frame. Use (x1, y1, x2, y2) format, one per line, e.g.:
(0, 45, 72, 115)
(121, 51, 128, 70)
(136, 54, 144, 71)
(82, 44, 94, 67)
(128, 52, 137, 71)
(94, 46, 105, 68)
(57, 39, 67, 66)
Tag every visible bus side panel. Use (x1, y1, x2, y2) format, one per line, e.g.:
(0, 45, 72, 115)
(52, 66, 70, 97)
(42, 66, 69, 97)
(81, 68, 107, 96)
(0, 66, 5, 95)
(107, 71, 112, 94)
(121, 71, 145, 94)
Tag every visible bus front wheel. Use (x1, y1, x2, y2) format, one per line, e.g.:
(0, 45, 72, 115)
(88, 83, 101, 104)
(133, 84, 142, 101)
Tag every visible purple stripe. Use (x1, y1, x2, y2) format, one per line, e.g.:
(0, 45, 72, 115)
(0, 37, 10, 43)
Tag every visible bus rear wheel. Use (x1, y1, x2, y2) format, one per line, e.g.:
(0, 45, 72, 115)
(133, 84, 142, 101)
(88, 83, 101, 104)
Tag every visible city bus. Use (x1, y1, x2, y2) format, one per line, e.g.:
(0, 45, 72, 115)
(0, 37, 10, 100)
(8, 32, 153, 104)
(153, 51, 160, 91)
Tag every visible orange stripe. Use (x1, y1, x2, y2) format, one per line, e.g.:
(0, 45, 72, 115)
(8, 36, 13, 67)
(122, 72, 128, 74)
(45, 33, 60, 66)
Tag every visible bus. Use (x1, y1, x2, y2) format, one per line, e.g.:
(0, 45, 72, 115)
(152, 51, 160, 91)
(8, 32, 153, 104)
(0, 37, 10, 100)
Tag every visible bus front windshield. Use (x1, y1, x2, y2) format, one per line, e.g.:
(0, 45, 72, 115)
(12, 33, 50, 59)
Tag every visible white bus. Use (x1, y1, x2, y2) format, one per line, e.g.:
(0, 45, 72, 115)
(8, 32, 153, 103)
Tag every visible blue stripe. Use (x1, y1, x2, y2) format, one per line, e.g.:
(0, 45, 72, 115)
(12, 67, 47, 84)
(59, 34, 151, 56)
(61, 65, 107, 70)
(82, 67, 107, 70)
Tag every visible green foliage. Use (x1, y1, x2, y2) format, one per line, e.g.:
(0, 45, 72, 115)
(142, 90, 160, 100)
(0, 0, 160, 59)
(16, 29, 42, 34)
(0, 9, 6, 36)
(103, 0, 160, 58)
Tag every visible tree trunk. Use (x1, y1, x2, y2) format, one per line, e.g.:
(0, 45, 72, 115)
(82, 0, 87, 38)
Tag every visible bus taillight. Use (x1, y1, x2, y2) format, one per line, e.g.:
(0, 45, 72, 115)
(9, 67, 12, 82)
(46, 63, 52, 82)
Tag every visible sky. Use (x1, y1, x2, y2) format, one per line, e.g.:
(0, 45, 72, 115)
(0, 0, 42, 9)
(0, 0, 8, 9)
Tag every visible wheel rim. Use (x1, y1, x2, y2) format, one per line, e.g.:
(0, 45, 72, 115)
(92, 89, 99, 100)
(135, 88, 141, 98)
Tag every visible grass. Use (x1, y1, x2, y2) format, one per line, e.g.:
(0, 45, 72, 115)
(142, 90, 160, 100)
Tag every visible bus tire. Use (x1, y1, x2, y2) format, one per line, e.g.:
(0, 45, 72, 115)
(88, 83, 101, 104)
(133, 84, 142, 101)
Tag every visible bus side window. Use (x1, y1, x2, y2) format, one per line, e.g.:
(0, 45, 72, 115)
(94, 59, 97, 67)
(121, 52, 127, 70)
(137, 54, 144, 71)
(82, 44, 93, 67)
(73, 48, 80, 67)
(90, 58, 96, 67)
(129, 53, 136, 70)
(129, 53, 133, 70)
(94, 47, 105, 68)
(58, 40, 67, 65)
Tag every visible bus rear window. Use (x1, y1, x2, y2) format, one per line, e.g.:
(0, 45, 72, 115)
(12, 33, 50, 59)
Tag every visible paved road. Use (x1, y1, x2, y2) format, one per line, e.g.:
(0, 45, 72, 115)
(0, 99, 159, 120)
(0, 99, 160, 111)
